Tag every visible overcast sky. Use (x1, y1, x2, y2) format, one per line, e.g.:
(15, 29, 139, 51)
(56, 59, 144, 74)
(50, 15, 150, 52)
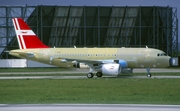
(1, 0, 179, 42)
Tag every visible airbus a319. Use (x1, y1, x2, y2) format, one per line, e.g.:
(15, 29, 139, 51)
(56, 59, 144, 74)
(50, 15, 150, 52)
(9, 18, 174, 78)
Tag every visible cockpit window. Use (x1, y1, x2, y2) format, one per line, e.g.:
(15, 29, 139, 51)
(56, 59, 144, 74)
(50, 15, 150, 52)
(157, 53, 167, 56)
(162, 53, 166, 56)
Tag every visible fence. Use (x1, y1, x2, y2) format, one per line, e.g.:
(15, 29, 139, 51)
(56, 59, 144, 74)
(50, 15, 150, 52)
(0, 59, 56, 68)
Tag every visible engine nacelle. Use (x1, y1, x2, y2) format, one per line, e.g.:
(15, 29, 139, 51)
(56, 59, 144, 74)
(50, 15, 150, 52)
(102, 63, 121, 76)
(114, 60, 127, 68)
(101, 60, 128, 76)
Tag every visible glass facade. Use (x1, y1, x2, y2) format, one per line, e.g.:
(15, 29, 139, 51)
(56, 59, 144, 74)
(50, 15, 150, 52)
(0, 6, 178, 58)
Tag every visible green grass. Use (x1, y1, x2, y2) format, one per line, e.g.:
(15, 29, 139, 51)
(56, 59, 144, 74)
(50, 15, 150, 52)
(0, 78, 180, 104)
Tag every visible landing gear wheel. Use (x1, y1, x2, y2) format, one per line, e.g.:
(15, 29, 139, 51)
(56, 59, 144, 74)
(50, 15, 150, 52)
(146, 68, 152, 78)
(96, 72, 103, 77)
(87, 73, 94, 78)
(147, 73, 151, 77)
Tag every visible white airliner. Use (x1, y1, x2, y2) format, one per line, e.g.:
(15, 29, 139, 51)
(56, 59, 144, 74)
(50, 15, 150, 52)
(9, 18, 174, 78)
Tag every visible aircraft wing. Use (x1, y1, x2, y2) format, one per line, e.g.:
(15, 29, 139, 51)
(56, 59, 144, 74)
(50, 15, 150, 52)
(55, 57, 115, 64)
(53, 57, 135, 69)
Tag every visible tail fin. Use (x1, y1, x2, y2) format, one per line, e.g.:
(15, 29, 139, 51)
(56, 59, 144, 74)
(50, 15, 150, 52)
(12, 18, 49, 49)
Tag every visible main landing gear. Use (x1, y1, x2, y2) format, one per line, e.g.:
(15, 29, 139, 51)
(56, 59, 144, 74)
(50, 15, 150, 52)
(96, 72, 103, 77)
(146, 68, 152, 77)
(87, 68, 94, 78)
(87, 68, 103, 78)
(87, 72, 103, 78)
(87, 73, 94, 78)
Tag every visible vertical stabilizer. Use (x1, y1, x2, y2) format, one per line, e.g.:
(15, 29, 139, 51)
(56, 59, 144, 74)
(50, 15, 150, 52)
(12, 18, 49, 49)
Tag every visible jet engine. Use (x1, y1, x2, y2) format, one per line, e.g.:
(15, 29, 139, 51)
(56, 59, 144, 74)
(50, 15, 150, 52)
(102, 63, 121, 75)
(114, 60, 127, 68)
(101, 60, 128, 76)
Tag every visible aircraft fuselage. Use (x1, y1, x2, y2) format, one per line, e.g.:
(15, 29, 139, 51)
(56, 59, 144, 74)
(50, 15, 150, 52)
(10, 47, 170, 68)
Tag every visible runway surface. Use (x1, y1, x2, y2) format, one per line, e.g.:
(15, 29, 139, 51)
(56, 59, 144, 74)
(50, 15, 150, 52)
(1, 68, 180, 74)
(0, 104, 180, 111)
(0, 68, 180, 79)
(1, 75, 180, 79)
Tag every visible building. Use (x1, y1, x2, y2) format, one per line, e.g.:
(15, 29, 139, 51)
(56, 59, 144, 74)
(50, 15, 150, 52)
(0, 5, 178, 59)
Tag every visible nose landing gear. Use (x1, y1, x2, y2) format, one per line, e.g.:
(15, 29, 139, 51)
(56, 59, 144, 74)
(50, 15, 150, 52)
(146, 68, 152, 77)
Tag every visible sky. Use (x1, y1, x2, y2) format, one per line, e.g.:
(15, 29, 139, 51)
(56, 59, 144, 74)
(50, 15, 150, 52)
(0, 0, 179, 42)
(0, 0, 179, 7)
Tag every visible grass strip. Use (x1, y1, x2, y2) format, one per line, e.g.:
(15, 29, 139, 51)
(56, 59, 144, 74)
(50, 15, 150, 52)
(0, 78, 180, 104)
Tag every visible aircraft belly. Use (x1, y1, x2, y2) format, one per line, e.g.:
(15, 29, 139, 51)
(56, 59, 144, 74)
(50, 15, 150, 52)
(51, 60, 74, 68)
(137, 56, 158, 68)
(126, 60, 138, 68)
(36, 50, 51, 64)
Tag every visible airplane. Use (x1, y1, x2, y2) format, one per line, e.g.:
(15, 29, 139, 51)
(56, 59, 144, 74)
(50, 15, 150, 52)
(9, 18, 174, 78)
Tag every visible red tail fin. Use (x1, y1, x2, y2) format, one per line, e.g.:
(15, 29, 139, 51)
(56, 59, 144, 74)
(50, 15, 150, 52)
(12, 18, 49, 49)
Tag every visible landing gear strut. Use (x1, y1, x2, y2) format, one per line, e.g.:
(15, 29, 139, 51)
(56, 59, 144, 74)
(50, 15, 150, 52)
(146, 68, 152, 77)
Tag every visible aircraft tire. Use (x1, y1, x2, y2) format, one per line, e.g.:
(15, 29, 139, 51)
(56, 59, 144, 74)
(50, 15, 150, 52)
(87, 73, 94, 78)
(96, 72, 103, 77)
(147, 73, 151, 77)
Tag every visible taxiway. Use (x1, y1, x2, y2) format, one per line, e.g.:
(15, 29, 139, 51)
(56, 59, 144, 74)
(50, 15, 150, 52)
(0, 104, 180, 111)
(0, 68, 179, 79)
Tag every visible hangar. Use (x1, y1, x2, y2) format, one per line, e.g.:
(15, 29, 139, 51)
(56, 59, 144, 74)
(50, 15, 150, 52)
(0, 5, 178, 59)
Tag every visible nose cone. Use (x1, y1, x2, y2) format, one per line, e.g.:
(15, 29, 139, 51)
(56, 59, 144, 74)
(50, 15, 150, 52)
(169, 57, 176, 66)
